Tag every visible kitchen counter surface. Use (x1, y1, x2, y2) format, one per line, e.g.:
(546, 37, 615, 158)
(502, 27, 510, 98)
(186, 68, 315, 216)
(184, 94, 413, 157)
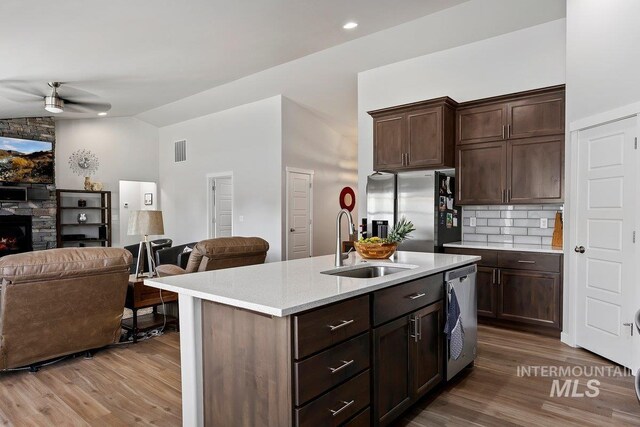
(145, 251, 479, 317)
(444, 241, 563, 254)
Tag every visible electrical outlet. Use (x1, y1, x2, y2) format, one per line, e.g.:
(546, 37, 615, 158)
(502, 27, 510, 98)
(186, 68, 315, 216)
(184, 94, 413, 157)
(540, 218, 548, 229)
(470, 217, 477, 227)
(239, 215, 244, 223)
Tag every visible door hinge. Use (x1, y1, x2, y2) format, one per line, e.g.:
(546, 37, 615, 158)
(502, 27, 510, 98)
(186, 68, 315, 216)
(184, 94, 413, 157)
(635, 137, 638, 149)
(309, 182, 312, 189)
(212, 184, 216, 191)
(633, 231, 636, 243)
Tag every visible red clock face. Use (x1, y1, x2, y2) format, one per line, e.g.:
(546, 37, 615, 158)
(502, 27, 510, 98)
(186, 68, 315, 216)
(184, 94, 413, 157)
(339, 187, 356, 212)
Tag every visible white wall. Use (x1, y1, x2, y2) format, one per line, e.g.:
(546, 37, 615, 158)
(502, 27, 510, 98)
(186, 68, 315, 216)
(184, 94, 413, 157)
(282, 98, 358, 257)
(119, 180, 158, 246)
(158, 96, 283, 262)
(566, 0, 640, 123)
(356, 19, 567, 220)
(55, 117, 160, 246)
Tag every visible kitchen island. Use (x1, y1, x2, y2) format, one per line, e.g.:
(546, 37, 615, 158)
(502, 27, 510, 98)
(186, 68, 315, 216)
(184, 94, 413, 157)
(145, 251, 480, 427)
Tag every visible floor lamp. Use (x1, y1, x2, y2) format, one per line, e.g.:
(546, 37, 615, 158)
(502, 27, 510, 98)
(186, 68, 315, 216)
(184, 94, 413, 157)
(128, 210, 164, 278)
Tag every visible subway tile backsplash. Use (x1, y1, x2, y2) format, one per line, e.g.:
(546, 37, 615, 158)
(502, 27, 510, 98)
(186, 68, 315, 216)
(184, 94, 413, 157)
(462, 205, 563, 245)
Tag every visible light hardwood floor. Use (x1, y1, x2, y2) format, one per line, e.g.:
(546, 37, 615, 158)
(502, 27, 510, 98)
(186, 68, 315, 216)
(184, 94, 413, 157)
(0, 326, 637, 426)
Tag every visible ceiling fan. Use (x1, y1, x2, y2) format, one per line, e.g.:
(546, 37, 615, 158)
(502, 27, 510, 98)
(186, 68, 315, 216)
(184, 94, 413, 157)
(0, 81, 112, 115)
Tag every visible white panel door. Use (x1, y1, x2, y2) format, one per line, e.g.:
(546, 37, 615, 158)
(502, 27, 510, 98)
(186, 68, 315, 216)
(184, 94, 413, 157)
(213, 177, 233, 237)
(576, 117, 637, 368)
(287, 171, 311, 260)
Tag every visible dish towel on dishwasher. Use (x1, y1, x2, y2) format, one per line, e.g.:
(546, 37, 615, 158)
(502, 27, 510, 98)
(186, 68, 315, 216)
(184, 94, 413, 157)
(444, 286, 464, 360)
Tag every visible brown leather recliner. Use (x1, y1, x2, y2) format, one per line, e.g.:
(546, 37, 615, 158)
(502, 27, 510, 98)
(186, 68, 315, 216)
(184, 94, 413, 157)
(0, 247, 132, 370)
(155, 237, 269, 276)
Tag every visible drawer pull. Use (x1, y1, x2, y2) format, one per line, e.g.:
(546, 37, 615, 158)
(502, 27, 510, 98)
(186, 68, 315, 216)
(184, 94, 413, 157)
(330, 399, 355, 417)
(517, 260, 536, 264)
(408, 292, 426, 300)
(329, 359, 354, 373)
(328, 319, 354, 331)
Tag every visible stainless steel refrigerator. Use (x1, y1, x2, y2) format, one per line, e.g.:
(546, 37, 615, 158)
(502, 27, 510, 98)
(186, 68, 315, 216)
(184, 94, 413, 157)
(366, 171, 461, 252)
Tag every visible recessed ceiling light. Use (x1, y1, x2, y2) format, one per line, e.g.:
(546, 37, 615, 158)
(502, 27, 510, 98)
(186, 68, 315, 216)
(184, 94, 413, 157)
(97, 112, 108, 116)
(343, 21, 358, 30)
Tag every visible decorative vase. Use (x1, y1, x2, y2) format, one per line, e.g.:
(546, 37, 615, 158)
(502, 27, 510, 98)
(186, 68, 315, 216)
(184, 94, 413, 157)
(84, 177, 92, 191)
(91, 182, 103, 191)
(77, 213, 87, 224)
(354, 241, 398, 259)
(78, 199, 87, 207)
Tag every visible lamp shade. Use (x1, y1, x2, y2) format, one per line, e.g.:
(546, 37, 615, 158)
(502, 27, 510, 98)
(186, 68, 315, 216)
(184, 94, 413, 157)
(128, 210, 164, 236)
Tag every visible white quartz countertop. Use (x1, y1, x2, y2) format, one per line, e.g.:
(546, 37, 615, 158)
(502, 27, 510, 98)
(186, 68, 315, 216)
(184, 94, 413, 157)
(144, 252, 479, 317)
(444, 241, 563, 254)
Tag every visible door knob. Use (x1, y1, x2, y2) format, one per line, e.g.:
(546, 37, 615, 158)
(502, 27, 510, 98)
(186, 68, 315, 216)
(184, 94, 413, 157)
(290, 228, 295, 232)
(574, 246, 585, 253)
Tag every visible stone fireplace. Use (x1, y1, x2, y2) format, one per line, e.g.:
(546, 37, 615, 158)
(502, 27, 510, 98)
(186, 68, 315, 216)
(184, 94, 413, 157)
(0, 215, 32, 256)
(0, 117, 57, 250)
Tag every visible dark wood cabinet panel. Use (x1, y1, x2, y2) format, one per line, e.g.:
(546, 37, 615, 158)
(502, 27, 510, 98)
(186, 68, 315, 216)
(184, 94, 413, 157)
(370, 98, 456, 172)
(457, 141, 507, 205)
(374, 114, 405, 171)
(412, 302, 443, 398)
(476, 266, 497, 318)
(457, 104, 507, 145)
(373, 315, 412, 426)
(507, 92, 565, 139)
(372, 273, 443, 326)
(498, 269, 561, 330)
(343, 408, 370, 427)
(507, 137, 564, 203)
(293, 295, 369, 360)
(294, 333, 370, 406)
(497, 251, 562, 273)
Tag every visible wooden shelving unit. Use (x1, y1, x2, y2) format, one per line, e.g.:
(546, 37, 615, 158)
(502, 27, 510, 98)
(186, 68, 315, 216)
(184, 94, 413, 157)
(56, 189, 112, 248)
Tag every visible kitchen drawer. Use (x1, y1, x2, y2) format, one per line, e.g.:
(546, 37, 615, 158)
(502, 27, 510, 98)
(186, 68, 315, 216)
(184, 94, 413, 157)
(294, 332, 370, 406)
(443, 247, 497, 267)
(497, 251, 561, 273)
(373, 274, 443, 326)
(343, 407, 370, 427)
(294, 295, 370, 359)
(295, 370, 370, 427)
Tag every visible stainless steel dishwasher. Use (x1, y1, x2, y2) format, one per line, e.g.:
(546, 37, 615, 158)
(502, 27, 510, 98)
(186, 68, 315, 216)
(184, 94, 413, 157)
(444, 264, 477, 381)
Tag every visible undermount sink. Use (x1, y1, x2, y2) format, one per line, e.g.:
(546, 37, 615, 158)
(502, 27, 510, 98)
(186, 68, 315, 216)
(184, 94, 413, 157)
(322, 264, 414, 279)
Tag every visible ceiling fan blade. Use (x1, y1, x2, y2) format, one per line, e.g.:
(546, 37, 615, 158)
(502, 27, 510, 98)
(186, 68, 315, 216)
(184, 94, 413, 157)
(0, 80, 47, 102)
(64, 100, 112, 114)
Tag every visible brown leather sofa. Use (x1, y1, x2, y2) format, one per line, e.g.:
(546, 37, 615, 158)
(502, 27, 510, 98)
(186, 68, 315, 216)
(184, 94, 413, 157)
(0, 247, 132, 370)
(155, 237, 269, 276)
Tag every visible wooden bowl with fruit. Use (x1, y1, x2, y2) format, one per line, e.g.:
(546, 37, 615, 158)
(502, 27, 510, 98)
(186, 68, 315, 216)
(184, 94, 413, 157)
(355, 218, 415, 260)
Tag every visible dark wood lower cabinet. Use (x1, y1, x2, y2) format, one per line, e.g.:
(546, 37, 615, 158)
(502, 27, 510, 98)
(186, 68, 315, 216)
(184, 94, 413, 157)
(373, 301, 444, 426)
(498, 269, 561, 330)
(373, 315, 412, 425)
(476, 266, 497, 318)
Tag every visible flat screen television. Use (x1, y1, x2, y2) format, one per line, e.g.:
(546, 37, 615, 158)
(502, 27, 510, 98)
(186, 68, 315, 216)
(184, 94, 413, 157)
(0, 136, 54, 184)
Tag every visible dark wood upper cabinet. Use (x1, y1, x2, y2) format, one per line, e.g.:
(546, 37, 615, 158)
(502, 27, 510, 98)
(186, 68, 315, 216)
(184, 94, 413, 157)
(507, 91, 565, 139)
(457, 141, 507, 205)
(374, 114, 405, 171)
(370, 97, 456, 172)
(457, 104, 507, 145)
(455, 85, 565, 205)
(507, 136, 564, 204)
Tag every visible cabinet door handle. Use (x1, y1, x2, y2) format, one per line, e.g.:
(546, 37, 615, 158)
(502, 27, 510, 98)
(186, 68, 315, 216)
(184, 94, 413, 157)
(502, 125, 505, 140)
(330, 400, 355, 417)
(507, 188, 511, 201)
(497, 269, 501, 285)
(329, 359, 354, 373)
(408, 292, 426, 300)
(517, 260, 536, 264)
(410, 316, 420, 342)
(492, 268, 497, 284)
(328, 319, 354, 331)
(507, 124, 511, 138)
